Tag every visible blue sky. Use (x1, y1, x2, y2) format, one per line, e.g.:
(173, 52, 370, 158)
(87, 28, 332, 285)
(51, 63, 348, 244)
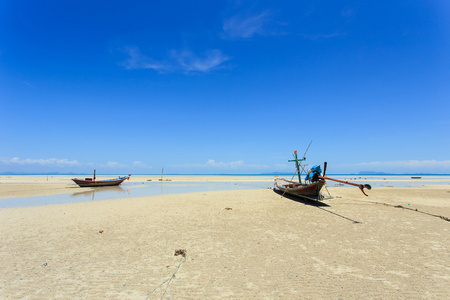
(1, 1, 449, 174)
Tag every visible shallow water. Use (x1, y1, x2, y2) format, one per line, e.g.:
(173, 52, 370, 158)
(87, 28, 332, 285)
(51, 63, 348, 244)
(1, 175, 449, 208)
(0, 181, 272, 208)
(327, 175, 450, 188)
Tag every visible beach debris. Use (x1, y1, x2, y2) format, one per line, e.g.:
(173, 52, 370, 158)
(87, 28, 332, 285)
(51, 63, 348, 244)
(225, 207, 232, 210)
(99, 230, 104, 234)
(42, 263, 48, 266)
(174, 249, 186, 257)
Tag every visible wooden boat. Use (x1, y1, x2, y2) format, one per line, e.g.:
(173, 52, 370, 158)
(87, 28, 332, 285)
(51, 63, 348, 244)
(72, 170, 131, 187)
(274, 148, 327, 200)
(275, 145, 371, 200)
(274, 177, 326, 198)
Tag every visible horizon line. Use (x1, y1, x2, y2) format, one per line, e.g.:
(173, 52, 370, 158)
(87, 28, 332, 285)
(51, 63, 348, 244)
(1, 172, 449, 176)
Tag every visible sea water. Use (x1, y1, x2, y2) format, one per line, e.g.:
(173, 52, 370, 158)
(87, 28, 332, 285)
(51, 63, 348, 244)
(0, 181, 271, 208)
(0, 175, 449, 208)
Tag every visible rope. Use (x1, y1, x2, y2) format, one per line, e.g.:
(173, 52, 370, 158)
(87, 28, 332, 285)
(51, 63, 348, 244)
(146, 255, 187, 300)
(352, 199, 450, 222)
(280, 169, 300, 198)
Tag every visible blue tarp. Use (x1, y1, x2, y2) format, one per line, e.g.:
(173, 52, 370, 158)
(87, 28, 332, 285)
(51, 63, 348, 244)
(305, 165, 322, 181)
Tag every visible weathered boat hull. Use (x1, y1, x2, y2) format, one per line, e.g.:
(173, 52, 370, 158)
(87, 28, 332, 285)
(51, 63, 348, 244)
(72, 176, 129, 187)
(274, 178, 326, 198)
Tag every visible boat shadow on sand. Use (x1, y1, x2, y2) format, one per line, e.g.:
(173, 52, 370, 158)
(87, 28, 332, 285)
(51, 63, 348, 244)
(273, 188, 361, 224)
(273, 188, 330, 207)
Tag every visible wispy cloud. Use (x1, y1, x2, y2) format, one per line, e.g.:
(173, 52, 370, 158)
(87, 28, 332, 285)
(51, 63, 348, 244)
(102, 160, 151, 170)
(357, 160, 450, 169)
(106, 161, 126, 168)
(132, 161, 148, 168)
(223, 11, 272, 39)
(347, 160, 450, 173)
(121, 47, 229, 73)
(297, 6, 353, 41)
(1, 157, 80, 166)
(170, 49, 230, 72)
(341, 8, 356, 18)
(0, 157, 152, 173)
(121, 47, 169, 71)
(205, 159, 245, 169)
(298, 31, 343, 40)
(172, 159, 269, 172)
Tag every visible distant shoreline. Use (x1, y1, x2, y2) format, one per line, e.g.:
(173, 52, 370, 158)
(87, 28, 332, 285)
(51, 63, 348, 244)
(1, 173, 450, 176)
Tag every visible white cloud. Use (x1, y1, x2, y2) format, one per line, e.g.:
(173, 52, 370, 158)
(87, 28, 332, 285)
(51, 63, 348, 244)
(2, 157, 80, 166)
(121, 47, 168, 71)
(357, 160, 450, 168)
(223, 11, 271, 39)
(132, 161, 149, 168)
(351, 160, 450, 173)
(205, 159, 245, 169)
(274, 163, 291, 169)
(121, 47, 229, 73)
(0, 157, 154, 174)
(171, 159, 269, 173)
(170, 49, 230, 72)
(106, 161, 122, 168)
(298, 31, 343, 40)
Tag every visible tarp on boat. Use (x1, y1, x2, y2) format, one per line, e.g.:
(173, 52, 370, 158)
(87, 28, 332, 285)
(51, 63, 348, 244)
(305, 165, 322, 181)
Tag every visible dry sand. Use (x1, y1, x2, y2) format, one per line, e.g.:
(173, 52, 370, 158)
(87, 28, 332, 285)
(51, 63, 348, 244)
(0, 176, 449, 299)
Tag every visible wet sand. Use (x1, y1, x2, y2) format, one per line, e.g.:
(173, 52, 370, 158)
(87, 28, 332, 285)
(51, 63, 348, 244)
(0, 176, 449, 299)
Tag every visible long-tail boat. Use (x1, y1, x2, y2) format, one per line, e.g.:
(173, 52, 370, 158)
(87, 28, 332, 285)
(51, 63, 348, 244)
(72, 170, 131, 187)
(274, 145, 371, 200)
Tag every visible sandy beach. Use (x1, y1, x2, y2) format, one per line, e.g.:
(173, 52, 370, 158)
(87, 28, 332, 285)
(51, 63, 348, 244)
(0, 176, 449, 299)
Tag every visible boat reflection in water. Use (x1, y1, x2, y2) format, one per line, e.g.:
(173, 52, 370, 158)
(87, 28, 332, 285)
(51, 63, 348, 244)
(70, 186, 129, 201)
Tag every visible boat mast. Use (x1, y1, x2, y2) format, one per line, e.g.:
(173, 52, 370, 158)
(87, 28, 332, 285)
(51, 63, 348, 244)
(289, 151, 305, 183)
(288, 141, 312, 183)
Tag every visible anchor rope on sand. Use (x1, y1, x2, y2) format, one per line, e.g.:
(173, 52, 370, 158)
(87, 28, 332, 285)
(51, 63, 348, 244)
(354, 199, 450, 222)
(146, 250, 187, 300)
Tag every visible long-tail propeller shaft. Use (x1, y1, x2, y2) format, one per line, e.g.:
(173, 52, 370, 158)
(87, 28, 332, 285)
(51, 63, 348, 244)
(319, 162, 371, 196)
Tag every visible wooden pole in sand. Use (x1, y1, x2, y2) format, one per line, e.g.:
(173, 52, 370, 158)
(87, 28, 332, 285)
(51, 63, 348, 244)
(161, 168, 164, 181)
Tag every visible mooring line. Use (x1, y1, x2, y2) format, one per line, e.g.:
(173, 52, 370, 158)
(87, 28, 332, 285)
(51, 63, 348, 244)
(354, 199, 450, 222)
(146, 254, 186, 300)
